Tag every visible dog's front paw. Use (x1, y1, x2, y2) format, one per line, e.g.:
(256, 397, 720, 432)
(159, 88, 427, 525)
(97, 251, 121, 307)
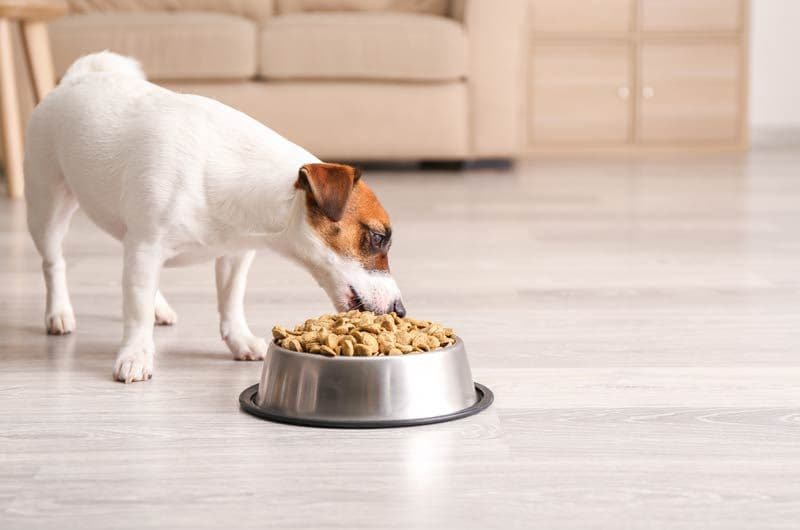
(45, 308, 76, 335)
(224, 333, 267, 361)
(113, 344, 155, 383)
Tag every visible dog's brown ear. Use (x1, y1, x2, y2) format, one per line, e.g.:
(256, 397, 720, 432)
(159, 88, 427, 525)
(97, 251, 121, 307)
(296, 163, 360, 222)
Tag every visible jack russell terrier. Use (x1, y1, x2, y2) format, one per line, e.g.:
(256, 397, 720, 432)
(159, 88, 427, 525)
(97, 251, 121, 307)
(24, 52, 405, 383)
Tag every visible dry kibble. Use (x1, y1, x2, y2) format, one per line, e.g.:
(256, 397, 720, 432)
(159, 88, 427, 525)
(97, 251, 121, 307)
(395, 331, 411, 345)
(319, 345, 337, 357)
(271, 311, 456, 358)
(324, 333, 339, 349)
(361, 333, 379, 350)
(411, 334, 429, 351)
(377, 335, 394, 355)
(341, 340, 355, 357)
(301, 331, 318, 344)
(354, 344, 373, 357)
(361, 324, 382, 335)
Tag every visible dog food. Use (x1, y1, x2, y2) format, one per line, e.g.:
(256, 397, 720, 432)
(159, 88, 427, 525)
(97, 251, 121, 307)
(272, 311, 456, 357)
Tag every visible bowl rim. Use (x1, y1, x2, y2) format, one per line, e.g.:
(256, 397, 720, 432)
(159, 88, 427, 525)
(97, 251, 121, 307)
(269, 335, 463, 361)
(239, 380, 493, 429)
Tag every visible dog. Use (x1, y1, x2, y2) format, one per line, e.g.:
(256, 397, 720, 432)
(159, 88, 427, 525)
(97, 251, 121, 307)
(24, 52, 405, 383)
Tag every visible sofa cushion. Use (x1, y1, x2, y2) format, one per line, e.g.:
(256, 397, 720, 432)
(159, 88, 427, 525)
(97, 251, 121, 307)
(259, 13, 467, 81)
(50, 12, 258, 80)
(276, 0, 448, 16)
(65, 0, 274, 23)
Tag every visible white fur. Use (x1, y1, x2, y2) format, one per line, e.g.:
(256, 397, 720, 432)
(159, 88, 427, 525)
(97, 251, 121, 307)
(24, 52, 403, 383)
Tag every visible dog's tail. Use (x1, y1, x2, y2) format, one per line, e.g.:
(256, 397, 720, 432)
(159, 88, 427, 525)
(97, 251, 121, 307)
(60, 51, 145, 85)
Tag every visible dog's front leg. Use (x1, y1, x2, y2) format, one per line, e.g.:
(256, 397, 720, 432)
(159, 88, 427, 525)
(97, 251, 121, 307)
(216, 251, 266, 361)
(113, 239, 162, 383)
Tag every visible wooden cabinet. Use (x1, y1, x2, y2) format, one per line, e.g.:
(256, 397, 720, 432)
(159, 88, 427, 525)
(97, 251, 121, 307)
(640, 0, 743, 32)
(638, 42, 741, 143)
(529, 44, 631, 144)
(525, 0, 748, 152)
(530, 0, 632, 33)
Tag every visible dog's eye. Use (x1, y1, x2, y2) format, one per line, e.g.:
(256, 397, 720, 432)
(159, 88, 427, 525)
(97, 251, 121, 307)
(370, 231, 389, 249)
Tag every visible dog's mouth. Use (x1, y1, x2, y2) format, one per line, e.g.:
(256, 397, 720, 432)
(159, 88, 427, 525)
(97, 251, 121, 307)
(346, 286, 365, 312)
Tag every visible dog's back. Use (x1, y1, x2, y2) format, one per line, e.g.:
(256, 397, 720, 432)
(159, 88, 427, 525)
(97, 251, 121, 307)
(26, 51, 315, 243)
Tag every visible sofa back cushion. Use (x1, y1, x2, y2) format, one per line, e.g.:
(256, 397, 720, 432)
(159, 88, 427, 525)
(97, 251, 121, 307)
(65, 0, 273, 22)
(51, 12, 258, 80)
(276, 0, 448, 16)
(260, 12, 466, 81)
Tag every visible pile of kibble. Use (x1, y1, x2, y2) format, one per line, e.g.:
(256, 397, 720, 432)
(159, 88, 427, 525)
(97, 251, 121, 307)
(272, 310, 456, 357)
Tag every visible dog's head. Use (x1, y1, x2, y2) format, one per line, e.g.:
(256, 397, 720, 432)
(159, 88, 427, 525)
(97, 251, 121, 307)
(293, 162, 405, 316)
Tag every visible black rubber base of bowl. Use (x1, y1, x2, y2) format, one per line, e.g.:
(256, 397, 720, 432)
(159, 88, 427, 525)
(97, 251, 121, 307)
(239, 382, 494, 429)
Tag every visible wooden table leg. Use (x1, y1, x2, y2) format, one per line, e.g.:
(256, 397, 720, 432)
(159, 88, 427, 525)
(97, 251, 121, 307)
(21, 20, 55, 102)
(0, 17, 25, 199)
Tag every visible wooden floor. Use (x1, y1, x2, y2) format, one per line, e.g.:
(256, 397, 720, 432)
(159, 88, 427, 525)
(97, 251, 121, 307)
(2, 149, 800, 529)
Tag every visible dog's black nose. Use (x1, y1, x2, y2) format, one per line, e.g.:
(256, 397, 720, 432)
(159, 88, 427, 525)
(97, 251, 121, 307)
(392, 299, 406, 318)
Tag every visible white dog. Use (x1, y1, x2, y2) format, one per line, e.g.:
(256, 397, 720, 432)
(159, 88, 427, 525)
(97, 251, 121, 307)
(24, 52, 405, 383)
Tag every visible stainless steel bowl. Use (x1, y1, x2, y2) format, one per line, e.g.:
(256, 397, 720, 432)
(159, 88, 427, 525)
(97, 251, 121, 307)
(239, 337, 493, 428)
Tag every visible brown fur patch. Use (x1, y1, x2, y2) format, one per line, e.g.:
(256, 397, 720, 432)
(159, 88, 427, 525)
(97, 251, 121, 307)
(296, 163, 361, 222)
(298, 165, 392, 272)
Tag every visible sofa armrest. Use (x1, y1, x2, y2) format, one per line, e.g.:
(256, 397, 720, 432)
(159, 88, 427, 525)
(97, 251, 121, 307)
(454, 0, 527, 157)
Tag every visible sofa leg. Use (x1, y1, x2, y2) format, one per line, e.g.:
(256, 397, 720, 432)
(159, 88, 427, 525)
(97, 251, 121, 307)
(419, 160, 467, 171)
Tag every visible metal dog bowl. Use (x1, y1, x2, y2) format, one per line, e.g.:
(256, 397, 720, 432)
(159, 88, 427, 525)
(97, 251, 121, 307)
(239, 337, 493, 428)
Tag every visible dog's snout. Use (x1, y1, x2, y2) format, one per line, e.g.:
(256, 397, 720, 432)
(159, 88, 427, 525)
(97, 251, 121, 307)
(392, 299, 406, 318)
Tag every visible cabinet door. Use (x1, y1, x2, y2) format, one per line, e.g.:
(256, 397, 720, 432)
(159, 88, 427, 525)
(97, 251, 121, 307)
(530, 0, 632, 33)
(640, 0, 743, 32)
(528, 44, 632, 144)
(638, 42, 741, 143)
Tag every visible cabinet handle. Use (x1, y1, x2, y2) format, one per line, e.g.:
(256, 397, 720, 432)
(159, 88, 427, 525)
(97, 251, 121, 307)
(642, 86, 655, 99)
(617, 86, 630, 99)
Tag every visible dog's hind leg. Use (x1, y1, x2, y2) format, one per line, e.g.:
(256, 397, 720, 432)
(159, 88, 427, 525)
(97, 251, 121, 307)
(25, 167, 79, 335)
(154, 289, 177, 326)
(215, 251, 266, 361)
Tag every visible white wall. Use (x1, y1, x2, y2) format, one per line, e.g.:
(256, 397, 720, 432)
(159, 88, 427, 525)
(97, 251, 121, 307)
(749, 0, 800, 129)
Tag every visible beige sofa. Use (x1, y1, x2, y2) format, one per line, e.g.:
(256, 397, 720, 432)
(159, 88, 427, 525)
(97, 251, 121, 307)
(44, 0, 527, 161)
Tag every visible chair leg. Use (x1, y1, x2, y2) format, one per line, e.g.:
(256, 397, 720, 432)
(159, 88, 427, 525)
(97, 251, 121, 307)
(21, 20, 56, 102)
(0, 18, 25, 199)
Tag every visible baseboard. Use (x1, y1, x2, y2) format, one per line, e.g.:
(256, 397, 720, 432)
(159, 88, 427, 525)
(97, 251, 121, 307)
(750, 126, 800, 148)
